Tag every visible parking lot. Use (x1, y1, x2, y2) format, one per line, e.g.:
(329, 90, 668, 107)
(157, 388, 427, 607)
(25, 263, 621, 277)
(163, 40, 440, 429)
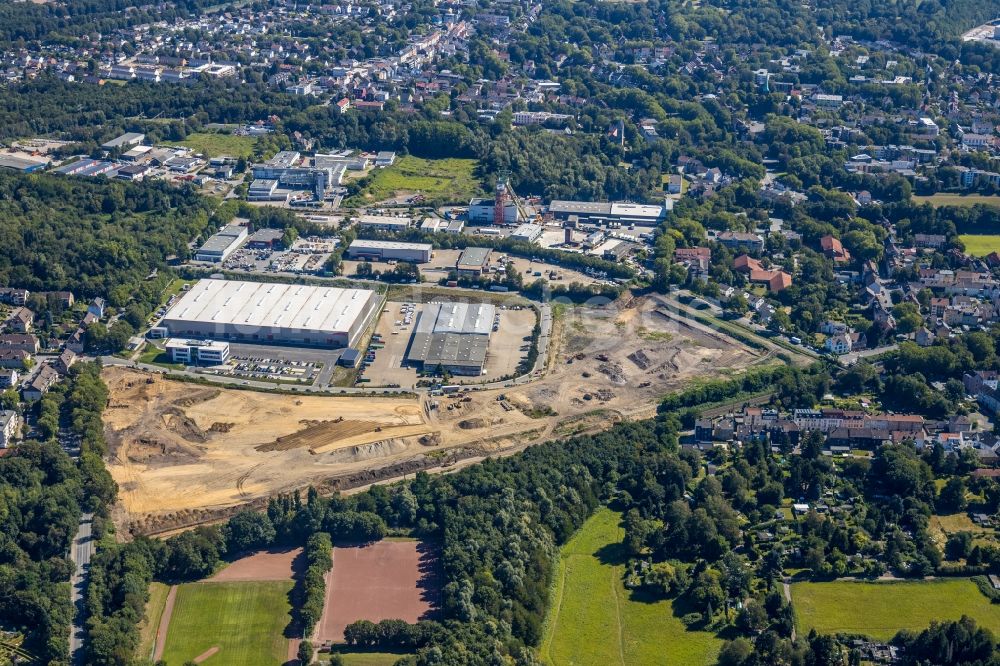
(216, 236, 337, 275)
(186, 342, 344, 386)
(418, 248, 606, 287)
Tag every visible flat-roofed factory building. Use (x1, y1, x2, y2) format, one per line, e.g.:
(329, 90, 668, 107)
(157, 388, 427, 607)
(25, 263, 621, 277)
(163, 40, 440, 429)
(547, 200, 667, 225)
(347, 239, 433, 263)
(194, 224, 248, 262)
(161, 279, 381, 348)
(455, 247, 492, 276)
(407, 302, 496, 376)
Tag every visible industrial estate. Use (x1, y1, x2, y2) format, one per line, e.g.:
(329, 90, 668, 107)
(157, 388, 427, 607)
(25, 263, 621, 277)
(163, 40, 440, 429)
(2, 0, 1000, 664)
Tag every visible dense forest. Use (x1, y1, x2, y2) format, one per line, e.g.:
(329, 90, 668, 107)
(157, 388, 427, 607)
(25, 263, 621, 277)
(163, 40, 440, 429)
(0, 363, 116, 664)
(0, 171, 216, 304)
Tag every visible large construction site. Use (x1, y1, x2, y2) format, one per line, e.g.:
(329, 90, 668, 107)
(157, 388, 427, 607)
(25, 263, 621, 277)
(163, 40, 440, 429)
(105, 294, 770, 536)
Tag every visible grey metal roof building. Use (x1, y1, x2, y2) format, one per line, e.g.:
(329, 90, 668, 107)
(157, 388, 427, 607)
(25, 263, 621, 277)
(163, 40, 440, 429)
(101, 132, 145, 149)
(548, 200, 666, 224)
(407, 302, 496, 375)
(194, 225, 248, 262)
(0, 154, 47, 172)
(456, 247, 492, 275)
(347, 239, 433, 263)
(162, 279, 381, 348)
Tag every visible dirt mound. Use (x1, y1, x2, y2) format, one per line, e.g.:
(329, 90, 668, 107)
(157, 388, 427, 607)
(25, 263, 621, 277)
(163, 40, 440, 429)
(171, 389, 221, 409)
(627, 350, 651, 370)
(597, 361, 627, 384)
(458, 417, 489, 429)
(255, 419, 383, 452)
(123, 433, 203, 463)
(324, 439, 409, 463)
(162, 407, 210, 443)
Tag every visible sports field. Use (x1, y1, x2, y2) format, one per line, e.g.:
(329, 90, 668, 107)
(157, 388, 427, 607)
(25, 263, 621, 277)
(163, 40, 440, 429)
(177, 132, 256, 158)
(791, 578, 1000, 641)
(913, 194, 1000, 208)
(959, 234, 1000, 256)
(159, 581, 293, 665)
(343, 155, 481, 205)
(315, 539, 440, 643)
(540, 508, 723, 666)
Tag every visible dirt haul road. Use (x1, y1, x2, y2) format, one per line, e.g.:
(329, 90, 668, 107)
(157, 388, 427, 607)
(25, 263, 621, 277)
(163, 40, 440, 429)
(105, 295, 764, 535)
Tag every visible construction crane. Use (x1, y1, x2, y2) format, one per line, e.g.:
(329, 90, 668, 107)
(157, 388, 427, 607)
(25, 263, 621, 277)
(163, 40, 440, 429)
(494, 170, 530, 226)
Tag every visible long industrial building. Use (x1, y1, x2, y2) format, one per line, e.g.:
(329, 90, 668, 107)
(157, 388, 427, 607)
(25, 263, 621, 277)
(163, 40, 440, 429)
(547, 200, 667, 225)
(407, 302, 495, 375)
(161, 279, 381, 348)
(347, 239, 433, 263)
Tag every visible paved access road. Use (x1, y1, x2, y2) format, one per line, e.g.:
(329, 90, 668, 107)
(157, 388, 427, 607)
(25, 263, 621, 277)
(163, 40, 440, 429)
(69, 513, 94, 665)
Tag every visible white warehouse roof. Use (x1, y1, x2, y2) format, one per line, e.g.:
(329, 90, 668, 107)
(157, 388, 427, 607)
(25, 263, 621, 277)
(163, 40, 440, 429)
(349, 239, 433, 251)
(163, 279, 378, 335)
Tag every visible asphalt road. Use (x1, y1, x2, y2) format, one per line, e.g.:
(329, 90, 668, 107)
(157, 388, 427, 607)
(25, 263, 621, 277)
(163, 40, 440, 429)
(69, 513, 94, 665)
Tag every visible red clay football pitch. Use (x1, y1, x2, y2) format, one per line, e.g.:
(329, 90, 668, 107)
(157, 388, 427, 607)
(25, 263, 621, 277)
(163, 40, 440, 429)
(314, 540, 439, 643)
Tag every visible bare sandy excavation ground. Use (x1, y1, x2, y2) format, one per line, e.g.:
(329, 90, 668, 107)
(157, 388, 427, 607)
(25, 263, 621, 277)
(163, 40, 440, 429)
(105, 295, 765, 535)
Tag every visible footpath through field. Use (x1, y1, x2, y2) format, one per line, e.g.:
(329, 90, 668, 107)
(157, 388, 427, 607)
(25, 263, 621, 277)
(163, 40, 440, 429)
(540, 508, 723, 666)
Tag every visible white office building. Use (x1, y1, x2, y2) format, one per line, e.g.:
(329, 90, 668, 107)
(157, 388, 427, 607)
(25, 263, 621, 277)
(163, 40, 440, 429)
(165, 338, 231, 365)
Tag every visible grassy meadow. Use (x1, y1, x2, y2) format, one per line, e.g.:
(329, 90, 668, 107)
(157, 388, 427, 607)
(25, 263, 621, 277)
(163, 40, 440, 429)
(791, 578, 1000, 641)
(913, 194, 1000, 208)
(958, 234, 1000, 256)
(177, 132, 256, 158)
(344, 155, 481, 206)
(321, 650, 410, 665)
(160, 581, 293, 665)
(540, 508, 724, 666)
(136, 582, 171, 661)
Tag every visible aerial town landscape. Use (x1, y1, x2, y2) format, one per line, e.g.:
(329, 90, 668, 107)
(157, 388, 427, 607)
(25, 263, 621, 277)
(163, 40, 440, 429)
(1, 0, 1000, 665)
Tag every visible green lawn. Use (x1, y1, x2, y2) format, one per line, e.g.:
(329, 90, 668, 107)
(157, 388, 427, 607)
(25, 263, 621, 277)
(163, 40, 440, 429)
(136, 346, 184, 369)
(322, 650, 410, 665)
(540, 508, 723, 666)
(136, 582, 170, 662)
(791, 579, 1000, 641)
(177, 132, 256, 159)
(913, 194, 1000, 209)
(344, 155, 481, 206)
(160, 581, 292, 666)
(959, 234, 1000, 257)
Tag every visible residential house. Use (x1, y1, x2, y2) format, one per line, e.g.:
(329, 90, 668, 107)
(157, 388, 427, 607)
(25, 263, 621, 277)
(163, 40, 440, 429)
(674, 247, 711, 277)
(0, 368, 18, 388)
(820, 235, 851, 263)
(67, 328, 86, 354)
(0, 288, 29, 305)
(23, 365, 59, 401)
(0, 410, 20, 447)
(0, 349, 29, 369)
(717, 231, 764, 252)
(825, 333, 853, 354)
(0, 334, 39, 353)
(8, 307, 33, 333)
(87, 297, 106, 320)
(55, 349, 77, 375)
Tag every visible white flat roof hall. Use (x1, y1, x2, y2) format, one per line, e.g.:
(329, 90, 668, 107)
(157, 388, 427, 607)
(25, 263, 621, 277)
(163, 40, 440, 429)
(163, 279, 379, 339)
